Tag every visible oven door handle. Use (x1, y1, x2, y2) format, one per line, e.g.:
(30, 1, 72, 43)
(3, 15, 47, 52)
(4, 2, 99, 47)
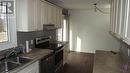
(55, 48, 63, 54)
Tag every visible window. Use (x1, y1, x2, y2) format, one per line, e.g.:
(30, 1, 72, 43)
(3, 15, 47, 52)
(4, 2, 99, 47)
(0, 0, 17, 50)
(0, 3, 8, 42)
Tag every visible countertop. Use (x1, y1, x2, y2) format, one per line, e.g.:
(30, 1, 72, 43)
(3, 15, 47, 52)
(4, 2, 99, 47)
(9, 49, 53, 73)
(93, 50, 123, 73)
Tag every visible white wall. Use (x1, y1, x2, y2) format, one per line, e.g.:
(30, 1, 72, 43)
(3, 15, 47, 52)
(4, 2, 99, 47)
(69, 9, 120, 53)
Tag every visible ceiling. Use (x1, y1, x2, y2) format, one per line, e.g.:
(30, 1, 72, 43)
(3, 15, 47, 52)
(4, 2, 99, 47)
(49, 0, 110, 9)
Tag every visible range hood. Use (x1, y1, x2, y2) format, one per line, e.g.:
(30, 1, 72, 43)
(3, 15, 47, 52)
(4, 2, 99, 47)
(43, 24, 59, 30)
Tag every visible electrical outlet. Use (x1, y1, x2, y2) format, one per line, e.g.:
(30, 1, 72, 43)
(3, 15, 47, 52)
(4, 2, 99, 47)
(128, 49, 130, 56)
(30, 40, 33, 45)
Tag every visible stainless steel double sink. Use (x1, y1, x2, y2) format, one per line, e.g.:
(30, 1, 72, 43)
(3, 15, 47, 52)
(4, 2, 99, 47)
(0, 57, 32, 73)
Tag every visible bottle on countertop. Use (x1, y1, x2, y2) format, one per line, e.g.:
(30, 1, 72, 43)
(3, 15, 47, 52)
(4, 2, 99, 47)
(25, 40, 32, 53)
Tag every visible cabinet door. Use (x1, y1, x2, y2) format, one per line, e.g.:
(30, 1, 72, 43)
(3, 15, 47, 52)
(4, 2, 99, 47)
(29, 0, 42, 31)
(35, 0, 42, 31)
(41, 1, 63, 28)
(41, 1, 47, 25)
(47, 4, 53, 24)
(52, 6, 57, 25)
(16, 0, 40, 31)
(56, 7, 62, 28)
(18, 61, 39, 73)
(55, 7, 59, 27)
(16, 0, 29, 31)
(27, 0, 36, 31)
(57, 8, 61, 28)
(59, 8, 63, 28)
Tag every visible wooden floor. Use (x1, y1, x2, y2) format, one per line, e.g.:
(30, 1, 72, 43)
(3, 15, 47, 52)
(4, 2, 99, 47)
(61, 52, 94, 73)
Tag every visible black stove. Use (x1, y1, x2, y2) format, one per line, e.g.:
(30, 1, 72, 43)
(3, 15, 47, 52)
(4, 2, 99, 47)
(34, 37, 64, 72)
(34, 37, 63, 51)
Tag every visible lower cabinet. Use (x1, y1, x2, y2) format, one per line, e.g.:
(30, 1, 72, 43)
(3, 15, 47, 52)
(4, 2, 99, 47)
(40, 55, 55, 73)
(13, 55, 54, 73)
(17, 61, 39, 73)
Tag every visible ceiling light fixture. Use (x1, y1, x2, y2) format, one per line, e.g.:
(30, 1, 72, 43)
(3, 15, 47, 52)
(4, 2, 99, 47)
(93, 3, 110, 14)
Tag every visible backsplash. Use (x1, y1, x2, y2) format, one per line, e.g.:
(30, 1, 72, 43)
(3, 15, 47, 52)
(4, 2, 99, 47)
(17, 30, 56, 49)
(0, 30, 56, 60)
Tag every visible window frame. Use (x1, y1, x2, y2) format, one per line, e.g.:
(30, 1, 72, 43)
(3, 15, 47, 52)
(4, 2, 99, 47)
(0, 0, 17, 50)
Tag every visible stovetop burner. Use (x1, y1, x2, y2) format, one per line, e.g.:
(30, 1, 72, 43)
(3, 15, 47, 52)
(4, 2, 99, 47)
(38, 43, 63, 51)
(49, 43, 63, 51)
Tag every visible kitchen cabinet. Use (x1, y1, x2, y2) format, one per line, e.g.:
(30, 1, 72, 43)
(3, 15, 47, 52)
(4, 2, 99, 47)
(41, 1, 48, 24)
(63, 43, 69, 65)
(47, 4, 53, 24)
(52, 6, 57, 25)
(35, 0, 42, 31)
(56, 7, 63, 28)
(17, 61, 39, 73)
(40, 55, 55, 73)
(40, 1, 63, 28)
(16, 0, 42, 32)
(16, 0, 63, 31)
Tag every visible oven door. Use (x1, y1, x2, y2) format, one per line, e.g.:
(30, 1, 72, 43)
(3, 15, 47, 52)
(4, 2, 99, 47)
(55, 49, 63, 71)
